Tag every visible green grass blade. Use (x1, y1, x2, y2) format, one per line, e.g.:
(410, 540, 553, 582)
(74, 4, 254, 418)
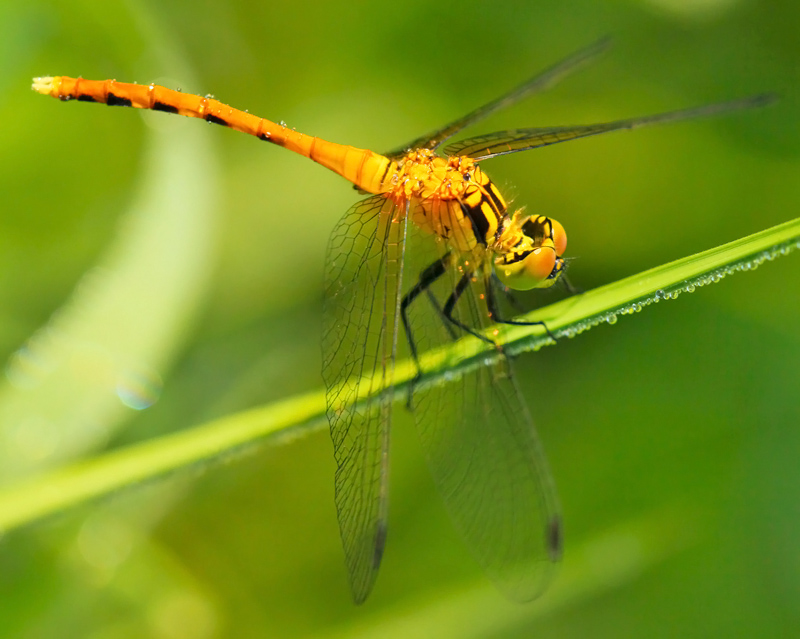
(0, 391, 327, 532)
(0, 216, 797, 533)
(410, 215, 800, 386)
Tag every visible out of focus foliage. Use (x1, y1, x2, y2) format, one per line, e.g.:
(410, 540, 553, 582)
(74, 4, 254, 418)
(1, 0, 798, 637)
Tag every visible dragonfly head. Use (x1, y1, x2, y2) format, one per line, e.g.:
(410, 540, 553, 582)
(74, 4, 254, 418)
(494, 215, 567, 290)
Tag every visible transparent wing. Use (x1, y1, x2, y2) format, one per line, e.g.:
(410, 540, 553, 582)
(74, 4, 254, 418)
(405, 223, 561, 601)
(444, 93, 776, 160)
(322, 194, 408, 604)
(384, 38, 611, 159)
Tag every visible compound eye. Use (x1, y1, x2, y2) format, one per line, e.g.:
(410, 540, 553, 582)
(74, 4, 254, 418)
(495, 247, 556, 291)
(550, 218, 567, 257)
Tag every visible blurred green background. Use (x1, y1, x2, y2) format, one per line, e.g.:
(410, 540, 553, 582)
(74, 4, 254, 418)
(2, 0, 799, 637)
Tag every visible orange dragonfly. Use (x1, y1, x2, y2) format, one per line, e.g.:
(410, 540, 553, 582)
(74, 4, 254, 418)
(33, 40, 772, 603)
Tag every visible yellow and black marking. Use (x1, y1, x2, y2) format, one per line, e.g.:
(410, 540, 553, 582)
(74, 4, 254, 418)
(456, 171, 508, 247)
(521, 216, 556, 246)
(459, 187, 496, 247)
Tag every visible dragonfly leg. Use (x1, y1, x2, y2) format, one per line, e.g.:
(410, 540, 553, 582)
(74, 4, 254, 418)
(442, 272, 498, 347)
(424, 290, 459, 341)
(491, 273, 525, 314)
(400, 253, 454, 409)
(559, 273, 581, 295)
(486, 278, 558, 343)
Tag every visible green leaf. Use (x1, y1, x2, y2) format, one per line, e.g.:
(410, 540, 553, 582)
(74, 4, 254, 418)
(0, 216, 797, 534)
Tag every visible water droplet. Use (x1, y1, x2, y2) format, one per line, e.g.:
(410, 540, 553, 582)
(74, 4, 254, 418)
(116, 368, 162, 410)
(5, 330, 57, 388)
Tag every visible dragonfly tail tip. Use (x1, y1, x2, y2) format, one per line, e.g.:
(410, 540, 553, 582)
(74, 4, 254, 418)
(32, 76, 56, 95)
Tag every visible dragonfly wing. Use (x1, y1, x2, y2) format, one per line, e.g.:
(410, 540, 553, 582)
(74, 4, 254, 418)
(404, 246, 561, 600)
(322, 194, 409, 604)
(415, 354, 561, 600)
(444, 93, 776, 160)
(384, 38, 611, 159)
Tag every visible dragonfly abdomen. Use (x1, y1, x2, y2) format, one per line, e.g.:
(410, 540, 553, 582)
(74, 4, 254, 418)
(32, 76, 394, 194)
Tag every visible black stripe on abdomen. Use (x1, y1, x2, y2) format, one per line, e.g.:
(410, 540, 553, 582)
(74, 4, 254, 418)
(153, 101, 179, 113)
(106, 93, 132, 107)
(205, 113, 228, 126)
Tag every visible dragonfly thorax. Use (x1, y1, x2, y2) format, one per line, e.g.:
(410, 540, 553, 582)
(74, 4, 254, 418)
(392, 149, 478, 199)
(392, 149, 513, 254)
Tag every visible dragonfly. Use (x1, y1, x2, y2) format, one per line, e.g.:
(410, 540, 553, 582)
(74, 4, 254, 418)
(32, 40, 773, 603)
